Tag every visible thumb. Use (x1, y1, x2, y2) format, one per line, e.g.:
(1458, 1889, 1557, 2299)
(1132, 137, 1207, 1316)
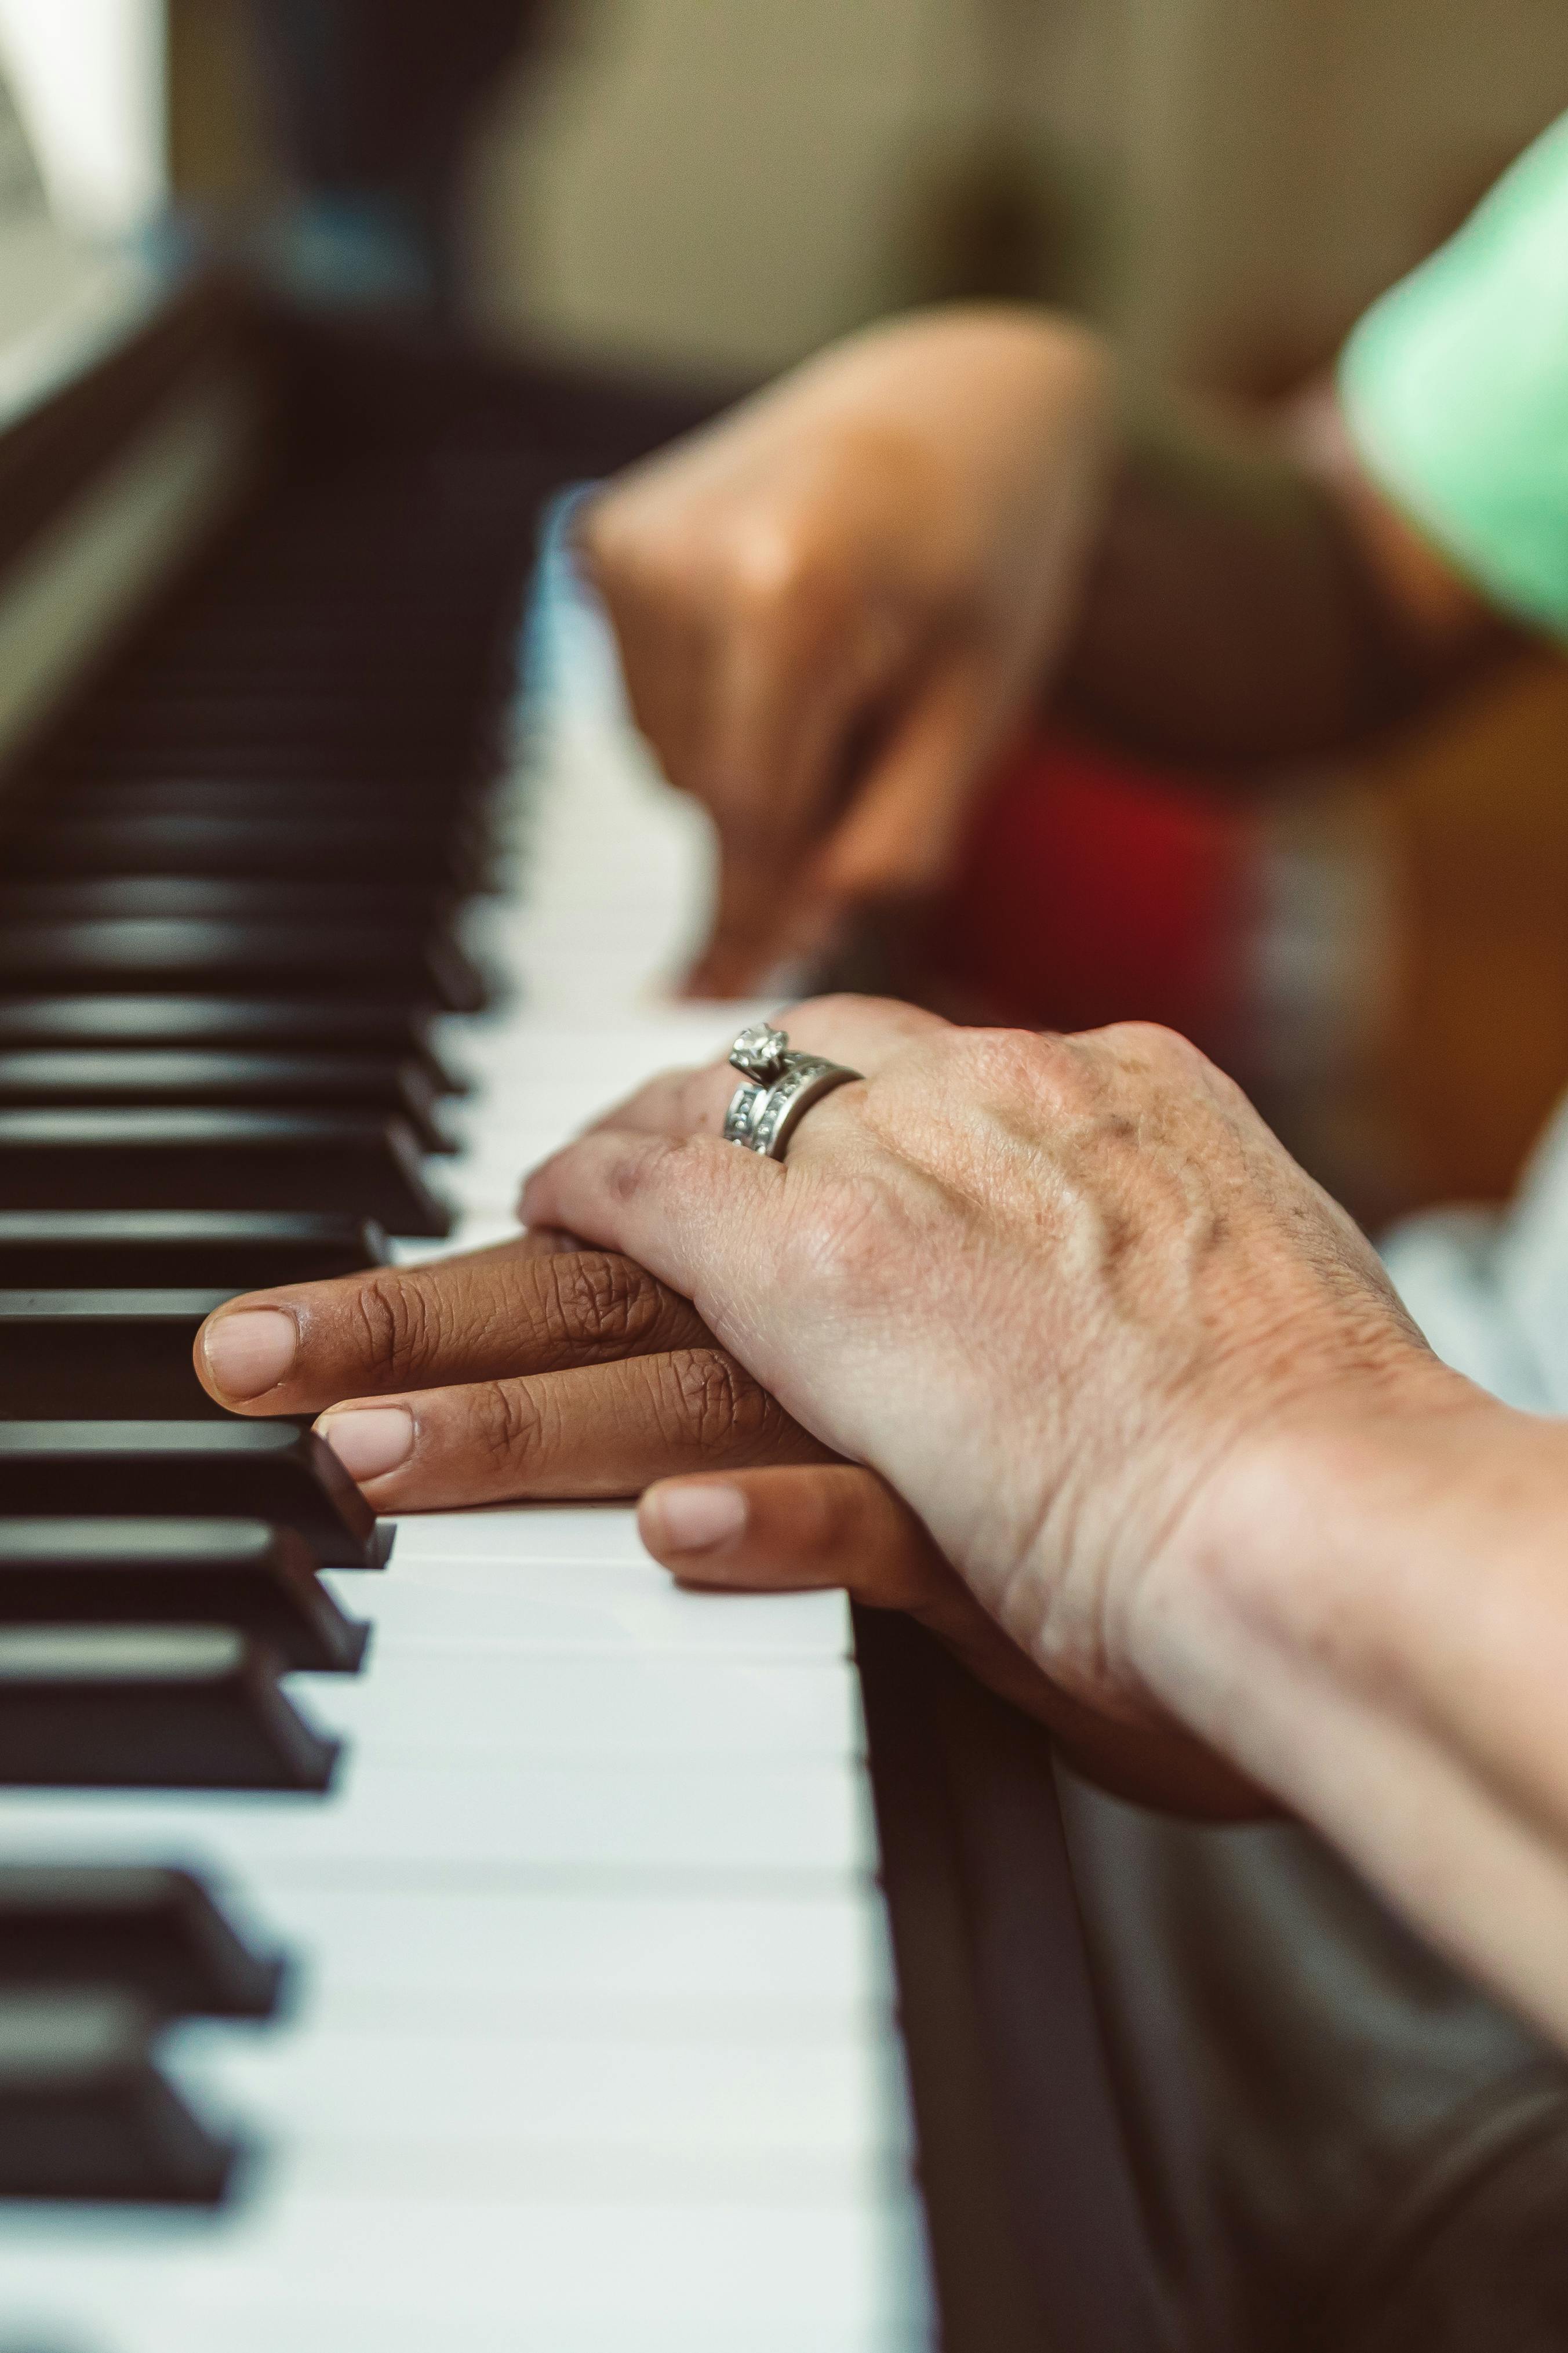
(639, 1462, 1274, 1820)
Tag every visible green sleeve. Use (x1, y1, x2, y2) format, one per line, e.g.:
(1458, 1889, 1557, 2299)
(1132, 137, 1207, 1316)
(1339, 111, 1568, 638)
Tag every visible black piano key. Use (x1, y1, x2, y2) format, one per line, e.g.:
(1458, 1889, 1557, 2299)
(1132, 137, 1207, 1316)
(0, 1050, 450, 1152)
(0, 1423, 387, 1568)
(0, 875, 453, 928)
(105, 645, 495, 689)
(0, 1865, 285, 2020)
(49, 778, 489, 830)
(0, 1290, 233, 1418)
(0, 1107, 450, 1233)
(61, 691, 495, 741)
(0, 1989, 235, 2204)
(45, 680, 487, 728)
(0, 997, 461, 1091)
(9, 812, 486, 889)
(0, 1210, 388, 1289)
(81, 683, 488, 725)
(0, 1520, 369, 1673)
(0, 1625, 339, 1791)
(0, 920, 487, 1013)
(52, 740, 492, 786)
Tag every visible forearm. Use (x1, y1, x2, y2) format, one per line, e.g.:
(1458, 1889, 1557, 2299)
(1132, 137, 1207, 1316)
(1155, 1395, 1568, 2042)
(1056, 395, 1493, 770)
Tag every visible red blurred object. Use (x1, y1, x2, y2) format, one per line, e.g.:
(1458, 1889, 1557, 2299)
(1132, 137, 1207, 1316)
(917, 727, 1261, 1053)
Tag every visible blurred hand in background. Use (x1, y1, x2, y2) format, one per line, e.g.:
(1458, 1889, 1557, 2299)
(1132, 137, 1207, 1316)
(580, 307, 1112, 994)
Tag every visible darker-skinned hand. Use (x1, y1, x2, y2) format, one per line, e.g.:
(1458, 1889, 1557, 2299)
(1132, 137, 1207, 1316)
(194, 1233, 834, 1512)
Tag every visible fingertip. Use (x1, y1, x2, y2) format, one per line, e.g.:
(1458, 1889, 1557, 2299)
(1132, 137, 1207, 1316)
(315, 1403, 415, 1485)
(638, 1478, 748, 1564)
(198, 1304, 299, 1406)
(515, 1162, 556, 1228)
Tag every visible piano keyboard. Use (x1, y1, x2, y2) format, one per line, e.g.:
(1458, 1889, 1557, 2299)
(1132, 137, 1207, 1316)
(0, 343, 930, 2348)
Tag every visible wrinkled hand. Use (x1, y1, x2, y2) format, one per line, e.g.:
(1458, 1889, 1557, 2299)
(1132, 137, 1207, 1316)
(522, 994, 1460, 1806)
(581, 308, 1109, 993)
(193, 1207, 1262, 1813)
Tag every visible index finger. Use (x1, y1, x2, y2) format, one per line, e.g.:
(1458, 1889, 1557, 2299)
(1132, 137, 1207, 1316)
(195, 1237, 713, 1415)
(682, 832, 830, 1000)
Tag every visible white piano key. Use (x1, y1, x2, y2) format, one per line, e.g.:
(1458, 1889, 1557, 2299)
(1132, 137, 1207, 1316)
(0, 1753, 875, 1878)
(3, 2300, 925, 2353)
(226, 1883, 895, 2023)
(388, 1217, 525, 1263)
(289, 1651, 864, 1760)
(449, 1011, 758, 1077)
(325, 1554, 852, 1661)
(0, 2192, 931, 2353)
(385, 1501, 650, 1565)
(165, 2020, 909, 2164)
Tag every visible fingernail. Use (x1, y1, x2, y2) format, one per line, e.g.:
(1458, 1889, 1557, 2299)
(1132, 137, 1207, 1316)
(642, 1481, 747, 1555)
(317, 1406, 414, 1483)
(201, 1309, 297, 1401)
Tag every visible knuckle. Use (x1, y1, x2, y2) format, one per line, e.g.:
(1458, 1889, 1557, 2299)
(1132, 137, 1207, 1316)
(726, 523, 839, 632)
(658, 1348, 782, 1459)
(1093, 1021, 1232, 1107)
(785, 992, 929, 1066)
(1096, 1018, 1205, 1070)
(728, 521, 804, 602)
(914, 1024, 1075, 1116)
(969, 1026, 1058, 1088)
(343, 1269, 439, 1384)
(536, 1250, 663, 1353)
(471, 1378, 548, 1472)
(952, 1025, 1151, 1119)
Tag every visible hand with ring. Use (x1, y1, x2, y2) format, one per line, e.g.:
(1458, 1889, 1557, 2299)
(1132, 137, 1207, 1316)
(518, 994, 1568, 2047)
(518, 987, 1433, 1813)
(187, 993, 1262, 1813)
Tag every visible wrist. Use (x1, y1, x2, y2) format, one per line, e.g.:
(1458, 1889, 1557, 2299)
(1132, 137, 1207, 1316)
(1145, 1373, 1564, 1781)
(1139, 1377, 1568, 2042)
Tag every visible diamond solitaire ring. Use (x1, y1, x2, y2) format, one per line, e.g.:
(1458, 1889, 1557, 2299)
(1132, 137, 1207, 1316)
(721, 1023, 862, 1160)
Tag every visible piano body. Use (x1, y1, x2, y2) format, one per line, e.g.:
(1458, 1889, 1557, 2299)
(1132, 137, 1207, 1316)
(0, 252, 1165, 2352)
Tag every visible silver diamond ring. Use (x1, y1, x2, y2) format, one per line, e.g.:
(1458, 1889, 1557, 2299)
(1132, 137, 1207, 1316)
(722, 1022, 862, 1160)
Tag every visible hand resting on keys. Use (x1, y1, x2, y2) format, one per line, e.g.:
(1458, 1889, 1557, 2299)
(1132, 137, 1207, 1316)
(519, 994, 1568, 2051)
(192, 1219, 1260, 1815)
(187, 1083, 1261, 1813)
(194, 1230, 835, 1500)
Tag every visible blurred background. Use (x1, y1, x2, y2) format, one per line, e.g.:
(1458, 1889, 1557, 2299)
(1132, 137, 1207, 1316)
(7, 0, 1568, 1225)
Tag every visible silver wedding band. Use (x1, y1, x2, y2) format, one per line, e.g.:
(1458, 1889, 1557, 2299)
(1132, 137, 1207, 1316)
(722, 1022, 861, 1160)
